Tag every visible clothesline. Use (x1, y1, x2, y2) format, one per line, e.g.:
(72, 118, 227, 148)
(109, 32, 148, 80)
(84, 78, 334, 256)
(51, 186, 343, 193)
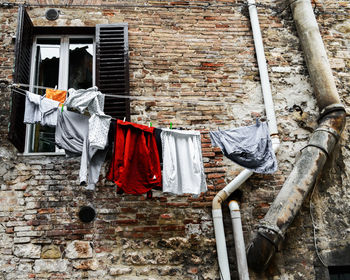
(20, 84, 277, 194)
(10, 82, 230, 106)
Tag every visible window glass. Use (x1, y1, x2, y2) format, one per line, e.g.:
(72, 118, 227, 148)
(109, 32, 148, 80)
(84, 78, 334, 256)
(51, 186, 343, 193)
(68, 38, 93, 89)
(30, 38, 60, 153)
(26, 36, 94, 154)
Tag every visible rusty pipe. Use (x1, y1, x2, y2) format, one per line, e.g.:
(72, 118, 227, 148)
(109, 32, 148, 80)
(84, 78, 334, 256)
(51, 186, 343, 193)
(247, 109, 345, 272)
(289, 0, 341, 111)
(246, 0, 346, 272)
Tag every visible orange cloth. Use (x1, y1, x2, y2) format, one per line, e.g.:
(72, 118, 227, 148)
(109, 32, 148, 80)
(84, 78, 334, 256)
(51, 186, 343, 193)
(46, 89, 67, 104)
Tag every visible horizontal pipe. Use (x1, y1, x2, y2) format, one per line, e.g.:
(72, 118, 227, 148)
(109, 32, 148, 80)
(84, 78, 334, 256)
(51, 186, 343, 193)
(222, 169, 254, 200)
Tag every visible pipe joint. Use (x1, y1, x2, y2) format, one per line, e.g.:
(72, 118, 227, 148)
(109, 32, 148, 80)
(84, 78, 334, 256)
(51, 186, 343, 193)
(246, 224, 283, 272)
(212, 189, 228, 210)
(257, 225, 284, 250)
(258, 222, 284, 240)
(319, 103, 345, 121)
(303, 118, 345, 157)
(229, 200, 241, 220)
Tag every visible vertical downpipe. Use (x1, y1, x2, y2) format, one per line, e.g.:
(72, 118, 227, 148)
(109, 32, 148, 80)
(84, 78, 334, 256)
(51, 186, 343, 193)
(229, 201, 250, 280)
(212, 0, 280, 278)
(246, 0, 346, 272)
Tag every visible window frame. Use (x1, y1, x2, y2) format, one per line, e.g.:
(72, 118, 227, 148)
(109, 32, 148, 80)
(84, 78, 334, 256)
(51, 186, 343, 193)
(8, 5, 130, 154)
(23, 34, 96, 155)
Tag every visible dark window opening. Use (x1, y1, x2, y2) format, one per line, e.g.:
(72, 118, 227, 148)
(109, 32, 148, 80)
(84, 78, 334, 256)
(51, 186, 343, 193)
(68, 38, 93, 89)
(329, 266, 350, 280)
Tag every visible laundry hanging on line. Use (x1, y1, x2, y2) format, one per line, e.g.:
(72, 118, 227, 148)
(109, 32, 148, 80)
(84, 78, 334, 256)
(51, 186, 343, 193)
(209, 119, 278, 174)
(161, 129, 207, 195)
(65, 87, 111, 150)
(24, 91, 60, 127)
(45, 88, 67, 104)
(106, 122, 208, 196)
(18, 84, 278, 196)
(107, 119, 162, 195)
(55, 108, 109, 191)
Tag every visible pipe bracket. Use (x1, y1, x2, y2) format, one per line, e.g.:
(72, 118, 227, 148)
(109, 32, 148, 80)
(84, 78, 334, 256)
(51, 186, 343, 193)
(314, 127, 340, 141)
(301, 143, 329, 158)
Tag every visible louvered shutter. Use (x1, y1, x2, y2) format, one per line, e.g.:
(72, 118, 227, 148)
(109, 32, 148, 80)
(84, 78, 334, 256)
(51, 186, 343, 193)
(96, 23, 130, 120)
(8, 5, 33, 153)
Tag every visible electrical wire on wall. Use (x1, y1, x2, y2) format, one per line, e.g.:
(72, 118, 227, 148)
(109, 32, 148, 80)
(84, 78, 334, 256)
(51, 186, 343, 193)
(0, 1, 349, 17)
(309, 184, 328, 267)
(9, 83, 230, 107)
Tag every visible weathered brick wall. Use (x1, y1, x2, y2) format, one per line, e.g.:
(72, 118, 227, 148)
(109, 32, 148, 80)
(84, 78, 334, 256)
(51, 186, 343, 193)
(0, 0, 349, 279)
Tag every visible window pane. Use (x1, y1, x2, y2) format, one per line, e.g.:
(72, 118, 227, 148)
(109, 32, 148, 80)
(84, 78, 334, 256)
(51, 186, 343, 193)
(31, 38, 60, 153)
(68, 38, 93, 89)
(34, 38, 60, 95)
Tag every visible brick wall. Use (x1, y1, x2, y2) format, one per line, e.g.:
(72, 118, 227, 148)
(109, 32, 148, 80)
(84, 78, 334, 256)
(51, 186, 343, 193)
(0, 0, 349, 279)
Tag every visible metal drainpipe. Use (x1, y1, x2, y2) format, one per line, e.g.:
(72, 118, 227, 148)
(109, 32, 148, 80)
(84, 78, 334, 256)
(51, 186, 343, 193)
(246, 0, 346, 272)
(212, 0, 280, 278)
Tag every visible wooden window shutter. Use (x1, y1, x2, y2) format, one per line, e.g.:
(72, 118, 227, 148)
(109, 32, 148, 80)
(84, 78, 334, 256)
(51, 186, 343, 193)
(95, 23, 130, 120)
(8, 5, 33, 153)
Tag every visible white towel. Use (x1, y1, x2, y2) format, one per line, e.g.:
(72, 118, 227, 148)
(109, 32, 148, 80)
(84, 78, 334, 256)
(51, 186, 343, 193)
(161, 129, 207, 195)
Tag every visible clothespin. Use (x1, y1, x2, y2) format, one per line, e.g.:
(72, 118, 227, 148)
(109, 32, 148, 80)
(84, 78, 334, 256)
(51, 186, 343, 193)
(123, 117, 126, 122)
(170, 122, 172, 129)
(54, 85, 57, 90)
(149, 122, 152, 127)
(61, 104, 64, 112)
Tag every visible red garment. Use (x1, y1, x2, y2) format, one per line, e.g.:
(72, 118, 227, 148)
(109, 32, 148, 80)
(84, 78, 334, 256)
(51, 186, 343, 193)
(107, 120, 162, 194)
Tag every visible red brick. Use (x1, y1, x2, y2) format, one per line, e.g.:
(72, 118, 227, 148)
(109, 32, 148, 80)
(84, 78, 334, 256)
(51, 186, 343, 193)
(47, 230, 69, 236)
(201, 62, 225, 67)
(5, 227, 14, 233)
(120, 207, 138, 213)
(160, 214, 173, 219)
(216, 24, 229, 28)
(207, 173, 225, 179)
(170, 1, 189, 5)
(133, 226, 161, 232)
(166, 202, 190, 207)
(115, 219, 138, 225)
(38, 208, 55, 214)
(161, 225, 185, 232)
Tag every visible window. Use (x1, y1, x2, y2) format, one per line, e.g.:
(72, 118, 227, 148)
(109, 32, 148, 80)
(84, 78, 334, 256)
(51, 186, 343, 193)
(329, 266, 350, 280)
(25, 36, 94, 153)
(8, 5, 130, 154)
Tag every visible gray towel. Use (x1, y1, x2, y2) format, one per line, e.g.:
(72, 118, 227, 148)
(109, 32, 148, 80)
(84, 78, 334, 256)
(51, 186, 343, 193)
(209, 120, 277, 174)
(55, 109, 108, 190)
